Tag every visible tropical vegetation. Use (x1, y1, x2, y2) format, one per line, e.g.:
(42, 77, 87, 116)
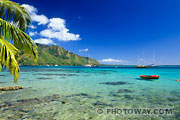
(0, 0, 38, 82)
(19, 44, 99, 66)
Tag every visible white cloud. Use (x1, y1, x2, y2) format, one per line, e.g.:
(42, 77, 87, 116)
(29, 31, 37, 36)
(34, 38, 54, 45)
(100, 58, 128, 63)
(40, 29, 80, 41)
(22, 4, 49, 25)
(22, 4, 37, 14)
(31, 14, 49, 25)
(22, 4, 80, 42)
(29, 25, 36, 29)
(40, 18, 81, 41)
(48, 18, 66, 31)
(79, 48, 88, 52)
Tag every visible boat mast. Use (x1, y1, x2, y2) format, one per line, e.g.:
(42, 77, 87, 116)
(142, 52, 144, 65)
(153, 52, 156, 65)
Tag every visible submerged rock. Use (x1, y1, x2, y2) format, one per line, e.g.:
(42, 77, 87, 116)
(117, 89, 134, 93)
(0, 94, 61, 109)
(123, 95, 134, 100)
(0, 86, 23, 91)
(99, 81, 131, 86)
(92, 101, 112, 107)
(167, 97, 178, 102)
(67, 93, 91, 98)
(109, 93, 121, 97)
(61, 101, 66, 104)
(108, 91, 122, 97)
(71, 93, 89, 97)
(67, 93, 101, 99)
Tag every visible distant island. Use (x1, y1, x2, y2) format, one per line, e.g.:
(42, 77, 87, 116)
(18, 44, 100, 66)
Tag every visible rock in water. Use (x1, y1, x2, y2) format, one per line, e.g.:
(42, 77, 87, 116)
(0, 86, 23, 91)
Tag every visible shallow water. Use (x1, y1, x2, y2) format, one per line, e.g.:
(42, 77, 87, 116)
(0, 66, 180, 120)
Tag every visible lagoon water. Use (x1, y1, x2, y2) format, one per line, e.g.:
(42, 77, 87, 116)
(0, 66, 180, 120)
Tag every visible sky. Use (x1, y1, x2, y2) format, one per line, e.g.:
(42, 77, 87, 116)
(14, 0, 180, 65)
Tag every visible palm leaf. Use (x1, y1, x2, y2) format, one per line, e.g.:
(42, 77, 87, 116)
(0, 36, 20, 83)
(0, 0, 38, 82)
(0, 0, 31, 32)
(0, 18, 38, 61)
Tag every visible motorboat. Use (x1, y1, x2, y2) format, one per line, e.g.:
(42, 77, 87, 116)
(140, 75, 160, 79)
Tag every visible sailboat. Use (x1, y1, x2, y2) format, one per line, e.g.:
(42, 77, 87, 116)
(150, 53, 157, 67)
(136, 65, 148, 68)
(136, 54, 148, 68)
(84, 55, 92, 67)
(150, 64, 157, 67)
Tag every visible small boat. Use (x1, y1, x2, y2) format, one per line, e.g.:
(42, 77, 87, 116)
(140, 75, 160, 79)
(84, 64, 92, 67)
(136, 55, 148, 68)
(150, 64, 157, 67)
(136, 65, 148, 68)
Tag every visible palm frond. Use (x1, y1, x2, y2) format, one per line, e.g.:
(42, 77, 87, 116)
(0, 0, 31, 32)
(0, 36, 20, 83)
(0, 18, 38, 61)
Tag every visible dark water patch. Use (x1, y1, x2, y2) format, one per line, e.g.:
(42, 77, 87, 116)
(92, 101, 113, 107)
(83, 75, 92, 76)
(111, 99, 117, 102)
(67, 93, 91, 98)
(36, 77, 53, 80)
(167, 97, 179, 102)
(27, 80, 35, 82)
(60, 77, 67, 79)
(0, 75, 5, 76)
(123, 95, 134, 100)
(71, 93, 88, 97)
(174, 106, 180, 119)
(61, 101, 66, 104)
(33, 73, 79, 76)
(67, 93, 100, 99)
(141, 94, 148, 97)
(170, 91, 180, 98)
(117, 89, 134, 93)
(0, 94, 60, 109)
(66, 70, 82, 73)
(95, 96, 101, 99)
(109, 92, 121, 97)
(100, 81, 131, 86)
(146, 97, 168, 105)
(0, 82, 7, 84)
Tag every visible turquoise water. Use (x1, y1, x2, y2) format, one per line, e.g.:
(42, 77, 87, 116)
(0, 66, 180, 120)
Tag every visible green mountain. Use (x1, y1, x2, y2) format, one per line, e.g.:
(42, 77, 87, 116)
(18, 44, 100, 66)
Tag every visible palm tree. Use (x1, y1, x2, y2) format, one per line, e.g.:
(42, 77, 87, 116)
(0, 0, 38, 83)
